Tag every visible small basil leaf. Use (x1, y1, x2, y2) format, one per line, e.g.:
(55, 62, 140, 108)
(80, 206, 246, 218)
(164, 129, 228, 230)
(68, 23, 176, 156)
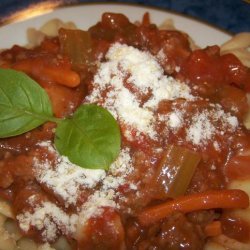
(0, 69, 54, 138)
(55, 104, 121, 170)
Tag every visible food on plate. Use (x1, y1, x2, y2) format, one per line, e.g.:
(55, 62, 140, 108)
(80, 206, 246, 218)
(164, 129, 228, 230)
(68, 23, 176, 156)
(0, 12, 250, 250)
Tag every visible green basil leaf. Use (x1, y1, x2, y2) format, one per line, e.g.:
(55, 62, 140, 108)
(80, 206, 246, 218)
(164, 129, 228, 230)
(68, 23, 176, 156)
(55, 104, 121, 170)
(0, 68, 54, 138)
(0, 69, 121, 171)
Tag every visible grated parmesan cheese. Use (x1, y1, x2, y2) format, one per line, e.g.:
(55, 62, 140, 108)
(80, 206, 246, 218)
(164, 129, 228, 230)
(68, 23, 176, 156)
(156, 48, 166, 63)
(30, 142, 135, 241)
(17, 196, 78, 242)
(34, 142, 106, 207)
(186, 105, 239, 146)
(77, 147, 134, 227)
(86, 43, 193, 140)
(168, 111, 183, 129)
(186, 111, 216, 145)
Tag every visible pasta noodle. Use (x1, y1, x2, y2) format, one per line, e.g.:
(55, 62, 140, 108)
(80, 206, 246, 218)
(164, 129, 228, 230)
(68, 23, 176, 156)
(0, 213, 56, 250)
(27, 19, 77, 47)
(227, 179, 250, 223)
(0, 199, 14, 219)
(159, 18, 176, 30)
(244, 94, 250, 129)
(51, 237, 71, 250)
(206, 235, 250, 250)
(4, 219, 22, 241)
(204, 240, 226, 250)
(221, 32, 250, 67)
(0, 201, 56, 249)
(17, 238, 38, 250)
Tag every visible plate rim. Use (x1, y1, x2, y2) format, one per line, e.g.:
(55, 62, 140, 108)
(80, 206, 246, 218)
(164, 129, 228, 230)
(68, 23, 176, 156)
(0, 1, 232, 37)
(0, 2, 233, 49)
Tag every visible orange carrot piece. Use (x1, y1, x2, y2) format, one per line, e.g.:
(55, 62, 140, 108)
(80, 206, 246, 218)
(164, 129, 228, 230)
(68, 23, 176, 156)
(13, 59, 80, 88)
(204, 221, 222, 237)
(137, 189, 249, 227)
(42, 67, 80, 88)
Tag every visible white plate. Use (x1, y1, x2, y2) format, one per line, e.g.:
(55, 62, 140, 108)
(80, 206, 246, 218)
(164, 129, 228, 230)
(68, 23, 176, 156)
(0, 3, 232, 49)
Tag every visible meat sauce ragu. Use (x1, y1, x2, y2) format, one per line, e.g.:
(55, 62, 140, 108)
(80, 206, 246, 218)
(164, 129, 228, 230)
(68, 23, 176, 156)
(0, 12, 250, 250)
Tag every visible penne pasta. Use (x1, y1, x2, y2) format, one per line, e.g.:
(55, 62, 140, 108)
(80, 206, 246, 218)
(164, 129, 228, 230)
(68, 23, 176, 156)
(221, 33, 250, 52)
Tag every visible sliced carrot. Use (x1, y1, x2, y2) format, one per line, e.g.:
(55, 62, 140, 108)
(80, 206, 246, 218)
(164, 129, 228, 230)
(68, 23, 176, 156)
(204, 221, 222, 237)
(137, 189, 249, 227)
(42, 67, 80, 88)
(13, 58, 80, 88)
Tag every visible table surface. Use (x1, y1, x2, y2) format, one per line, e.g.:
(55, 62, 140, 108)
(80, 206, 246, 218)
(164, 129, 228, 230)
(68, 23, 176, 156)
(0, 0, 249, 34)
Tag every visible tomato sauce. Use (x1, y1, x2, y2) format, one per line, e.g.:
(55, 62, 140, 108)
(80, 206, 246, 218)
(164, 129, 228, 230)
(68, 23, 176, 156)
(0, 12, 250, 249)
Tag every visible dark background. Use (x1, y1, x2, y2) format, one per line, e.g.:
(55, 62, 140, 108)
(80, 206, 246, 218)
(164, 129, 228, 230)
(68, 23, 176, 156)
(0, 0, 249, 33)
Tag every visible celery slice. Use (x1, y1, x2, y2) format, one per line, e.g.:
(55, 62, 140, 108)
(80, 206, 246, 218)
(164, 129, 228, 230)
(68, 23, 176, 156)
(156, 145, 201, 198)
(59, 28, 92, 70)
